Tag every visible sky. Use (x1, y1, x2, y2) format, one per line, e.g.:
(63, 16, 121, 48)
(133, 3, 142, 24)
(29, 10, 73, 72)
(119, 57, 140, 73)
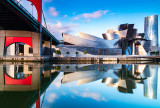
(18, 0, 160, 40)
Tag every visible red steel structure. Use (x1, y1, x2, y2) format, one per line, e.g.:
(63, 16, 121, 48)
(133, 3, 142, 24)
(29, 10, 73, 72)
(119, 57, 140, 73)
(28, 0, 42, 24)
(4, 74, 32, 85)
(5, 37, 33, 48)
(5, 0, 42, 49)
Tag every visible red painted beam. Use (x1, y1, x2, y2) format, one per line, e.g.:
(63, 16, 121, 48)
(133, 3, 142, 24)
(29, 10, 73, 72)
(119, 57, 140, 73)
(4, 74, 32, 85)
(5, 37, 32, 48)
(28, 0, 42, 24)
(36, 92, 40, 108)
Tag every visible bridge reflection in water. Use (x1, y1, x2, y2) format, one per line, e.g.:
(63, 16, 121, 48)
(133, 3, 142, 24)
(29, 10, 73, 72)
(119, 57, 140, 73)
(0, 62, 59, 108)
(0, 62, 159, 108)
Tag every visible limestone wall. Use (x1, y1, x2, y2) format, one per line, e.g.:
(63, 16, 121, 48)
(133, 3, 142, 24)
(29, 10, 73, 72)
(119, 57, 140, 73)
(6, 44, 15, 56)
(54, 45, 122, 57)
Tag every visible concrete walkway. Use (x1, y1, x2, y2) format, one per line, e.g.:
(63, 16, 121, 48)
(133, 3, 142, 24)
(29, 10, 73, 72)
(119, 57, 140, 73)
(0, 55, 159, 62)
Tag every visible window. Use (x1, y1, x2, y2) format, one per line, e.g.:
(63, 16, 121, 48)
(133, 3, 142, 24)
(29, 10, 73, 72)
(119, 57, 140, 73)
(29, 47, 33, 54)
(28, 65, 33, 71)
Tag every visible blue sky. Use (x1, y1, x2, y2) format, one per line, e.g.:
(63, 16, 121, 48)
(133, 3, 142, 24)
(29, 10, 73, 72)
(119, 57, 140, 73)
(20, 0, 160, 40)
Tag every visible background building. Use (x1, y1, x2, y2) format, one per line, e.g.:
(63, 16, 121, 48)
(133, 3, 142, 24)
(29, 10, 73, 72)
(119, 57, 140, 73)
(144, 15, 159, 47)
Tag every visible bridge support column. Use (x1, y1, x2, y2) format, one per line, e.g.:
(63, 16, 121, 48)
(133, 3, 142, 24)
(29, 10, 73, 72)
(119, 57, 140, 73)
(0, 30, 41, 57)
(43, 70, 51, 78)
(50, 39, 53, 55)
(0, 65, 4, 91)
(31, 65, 41, 90)
(132, 41, 135, 55)
(44, 40, 52, 56)
(32, 32, 41, 57)
(0, 30, 5, 56)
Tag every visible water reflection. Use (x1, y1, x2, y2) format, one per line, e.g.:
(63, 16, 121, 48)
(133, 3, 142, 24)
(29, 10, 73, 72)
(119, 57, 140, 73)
(0, 63, 59, 108)
(57, 64, 158, 100)
(0, 62, 159, 108)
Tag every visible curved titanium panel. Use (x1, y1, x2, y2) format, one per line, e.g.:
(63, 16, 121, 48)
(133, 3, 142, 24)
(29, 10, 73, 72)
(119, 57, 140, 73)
(102, 33, 119, 40)
(126, 29, 137, 38)
(102, 33, 107, 40)
(137, 33, 145, 38)
(78, 32, 99, 41)
(118, 29, 128, 39)
(62, 33, 118, 48)
(102, 77, 118, 85)
(78, 32, 119, 48)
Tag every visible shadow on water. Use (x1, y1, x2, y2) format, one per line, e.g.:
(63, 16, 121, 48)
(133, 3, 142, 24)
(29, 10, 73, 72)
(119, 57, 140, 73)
(0, 61, 159, 108)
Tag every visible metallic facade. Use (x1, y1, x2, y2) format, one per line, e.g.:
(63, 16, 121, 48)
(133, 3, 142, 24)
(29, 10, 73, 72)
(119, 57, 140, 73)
(62, 33, 119, 48)
(144, 15, 158, 46)
(144, 65, 158, 99)
(62, 16, 153, 56)
(106, 33, 119, 40)
(102, 29, 119, 40)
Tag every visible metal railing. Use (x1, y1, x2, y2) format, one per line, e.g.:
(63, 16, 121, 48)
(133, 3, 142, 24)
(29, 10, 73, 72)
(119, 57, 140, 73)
(12, 0, 37, 21)
(10, 0, 59, 42)
(12, 0, 50, 31)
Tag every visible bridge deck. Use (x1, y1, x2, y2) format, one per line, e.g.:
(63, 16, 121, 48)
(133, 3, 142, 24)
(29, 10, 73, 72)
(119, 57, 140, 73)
(0, 0, 59, 44)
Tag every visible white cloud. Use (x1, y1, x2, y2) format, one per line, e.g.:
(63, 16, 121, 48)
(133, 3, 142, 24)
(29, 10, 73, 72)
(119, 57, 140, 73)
(73, 16, 80, 21)
(48, 22, 78, 34)
(85, 19, 91, 23)
(46, 93, 58, 103)
(73, 10, 109, 21)
(49, 7, 59, 17)
(64, 15, 68, 18)
(81, 92, 107, 102)
(47, 22, 79, 40)
(72, 90, 108, 102)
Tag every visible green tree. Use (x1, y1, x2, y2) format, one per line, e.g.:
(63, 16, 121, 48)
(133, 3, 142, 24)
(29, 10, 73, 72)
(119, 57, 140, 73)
(83, 51, 87, 55)
(75, 51, 79, 55)
(55, 50, 61, 55)
(75, 51, 79, 57)
(83, 66, 87, 70)
(156, 51, 159, 55)
(66, 66, 70, 69)
(66, 51, 70, 55)
(55, 66, 61, 70)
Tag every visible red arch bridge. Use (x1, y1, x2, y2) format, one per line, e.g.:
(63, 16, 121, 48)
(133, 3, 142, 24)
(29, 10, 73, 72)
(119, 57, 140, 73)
(0, 0, 60, 57)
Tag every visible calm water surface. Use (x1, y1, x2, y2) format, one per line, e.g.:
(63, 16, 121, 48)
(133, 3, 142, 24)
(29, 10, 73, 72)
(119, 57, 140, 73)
(0, 62, 160, 108)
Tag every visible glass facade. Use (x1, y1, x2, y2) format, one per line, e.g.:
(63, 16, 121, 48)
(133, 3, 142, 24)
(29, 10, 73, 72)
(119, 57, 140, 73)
(144, 15, 158, 46)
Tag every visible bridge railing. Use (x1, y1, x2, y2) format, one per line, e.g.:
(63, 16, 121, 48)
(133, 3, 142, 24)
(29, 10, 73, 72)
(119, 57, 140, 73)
(11, 0, 58, 41)
(12, 0, 37, 22)
(12, 0, 50, 32)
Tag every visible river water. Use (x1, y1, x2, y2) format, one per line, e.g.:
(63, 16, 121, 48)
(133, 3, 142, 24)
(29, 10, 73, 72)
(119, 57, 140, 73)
(0, 62, 160, 108)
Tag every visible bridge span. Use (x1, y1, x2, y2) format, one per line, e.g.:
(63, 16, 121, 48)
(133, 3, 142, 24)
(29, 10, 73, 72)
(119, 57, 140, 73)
(0, 0, 60, 57)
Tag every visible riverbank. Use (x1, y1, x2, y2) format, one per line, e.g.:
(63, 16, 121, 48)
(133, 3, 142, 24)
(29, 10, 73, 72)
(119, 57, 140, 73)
(0, 55, 160, 62)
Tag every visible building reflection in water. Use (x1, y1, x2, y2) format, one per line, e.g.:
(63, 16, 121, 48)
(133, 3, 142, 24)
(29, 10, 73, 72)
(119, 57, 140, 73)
(0, 63, 59, 108)
(144, 65, 158, 99)
(59, 64, 158, 100)
(0, 63, 159, 108)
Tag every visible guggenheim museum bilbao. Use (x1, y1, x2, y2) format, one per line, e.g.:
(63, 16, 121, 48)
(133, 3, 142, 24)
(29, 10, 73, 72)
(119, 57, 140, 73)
(55, 15, 159, 57)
